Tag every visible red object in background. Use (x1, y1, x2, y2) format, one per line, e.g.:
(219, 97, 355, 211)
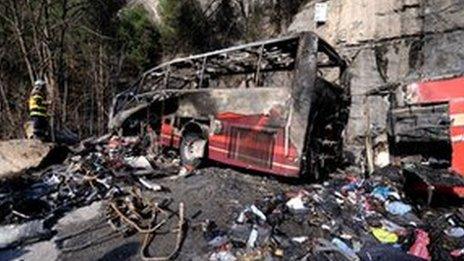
(449, 99, 464, 176)
(408, 229, 431, 261)
(410, 77, 464, 104)
(409, 77, 464, 176)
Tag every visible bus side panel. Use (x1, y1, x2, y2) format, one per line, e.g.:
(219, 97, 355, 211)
(160, 121, 181, 148)
(208, 113, 300, 177)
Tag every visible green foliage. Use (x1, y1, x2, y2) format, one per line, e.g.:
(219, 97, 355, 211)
(210, 0, 243, 47)
(158, 0, 210, 54)
(273, 0, 309, 27)
(117, 6, 161, 72)
(243, 3, 268, 41)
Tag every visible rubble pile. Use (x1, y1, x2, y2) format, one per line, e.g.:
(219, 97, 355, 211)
(0, 136, 464, 260)
(204, 170, 464, 260)
(106, 192, 186, 260)
(0, 135, 180, 247)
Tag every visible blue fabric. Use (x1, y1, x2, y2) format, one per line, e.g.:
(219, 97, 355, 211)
(385, 201, 412, 216)
(371, 186, 392, 201)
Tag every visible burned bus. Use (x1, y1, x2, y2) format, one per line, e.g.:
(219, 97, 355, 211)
(109, 32, 350, 181)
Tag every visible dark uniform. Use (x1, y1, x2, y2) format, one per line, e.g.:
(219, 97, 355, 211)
(28, 92, 49, 139)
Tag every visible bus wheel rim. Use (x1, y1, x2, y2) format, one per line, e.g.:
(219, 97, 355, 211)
(185, 139, 206, 160)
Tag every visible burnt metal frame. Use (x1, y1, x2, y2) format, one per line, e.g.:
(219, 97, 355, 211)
(108, 32, 348, 180)
(110, 32, 346, 125)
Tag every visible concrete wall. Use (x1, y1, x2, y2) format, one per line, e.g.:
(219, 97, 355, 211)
(288, 0, 464, 147)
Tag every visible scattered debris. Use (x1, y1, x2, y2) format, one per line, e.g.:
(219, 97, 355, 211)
(138, 178, 163, 192)
(445, 227, 464, 238)
(0, 134, 463, 260)
(0, 220, 51, 249)
(385, 201, 412, 216)
(140, 202, 185, 261)
(197, 168, 464, 260)
(408, 229, 431, 260)
(371, 227, 398, 244)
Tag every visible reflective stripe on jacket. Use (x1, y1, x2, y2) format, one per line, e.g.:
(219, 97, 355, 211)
(29, 94, 48, 117)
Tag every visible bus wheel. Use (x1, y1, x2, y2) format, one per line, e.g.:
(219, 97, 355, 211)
(180, 133, 207, 168)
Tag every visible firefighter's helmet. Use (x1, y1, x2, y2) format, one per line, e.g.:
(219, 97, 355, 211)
(32, 79, 46, 94)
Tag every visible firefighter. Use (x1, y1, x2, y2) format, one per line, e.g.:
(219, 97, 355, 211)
(28, 79, 50, 140)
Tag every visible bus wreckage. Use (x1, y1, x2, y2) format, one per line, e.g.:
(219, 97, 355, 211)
(109, 32, 350, 181)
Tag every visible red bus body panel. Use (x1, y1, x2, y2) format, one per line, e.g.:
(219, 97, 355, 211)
(160, 112, 301, 177)
(208, 113, 300, 177)
(406, 77, 464, 197)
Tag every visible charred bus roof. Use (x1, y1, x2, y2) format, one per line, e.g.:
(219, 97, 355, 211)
(110, 32, 347, 131)
(136, 31, 345, 93)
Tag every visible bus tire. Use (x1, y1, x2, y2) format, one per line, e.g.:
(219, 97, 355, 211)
(180, 132, 207, 168)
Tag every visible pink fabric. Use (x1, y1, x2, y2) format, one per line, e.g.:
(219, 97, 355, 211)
(408, 229, 431, 260)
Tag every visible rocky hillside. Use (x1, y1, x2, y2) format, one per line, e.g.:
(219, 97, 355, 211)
(135, 0, 464, 154)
